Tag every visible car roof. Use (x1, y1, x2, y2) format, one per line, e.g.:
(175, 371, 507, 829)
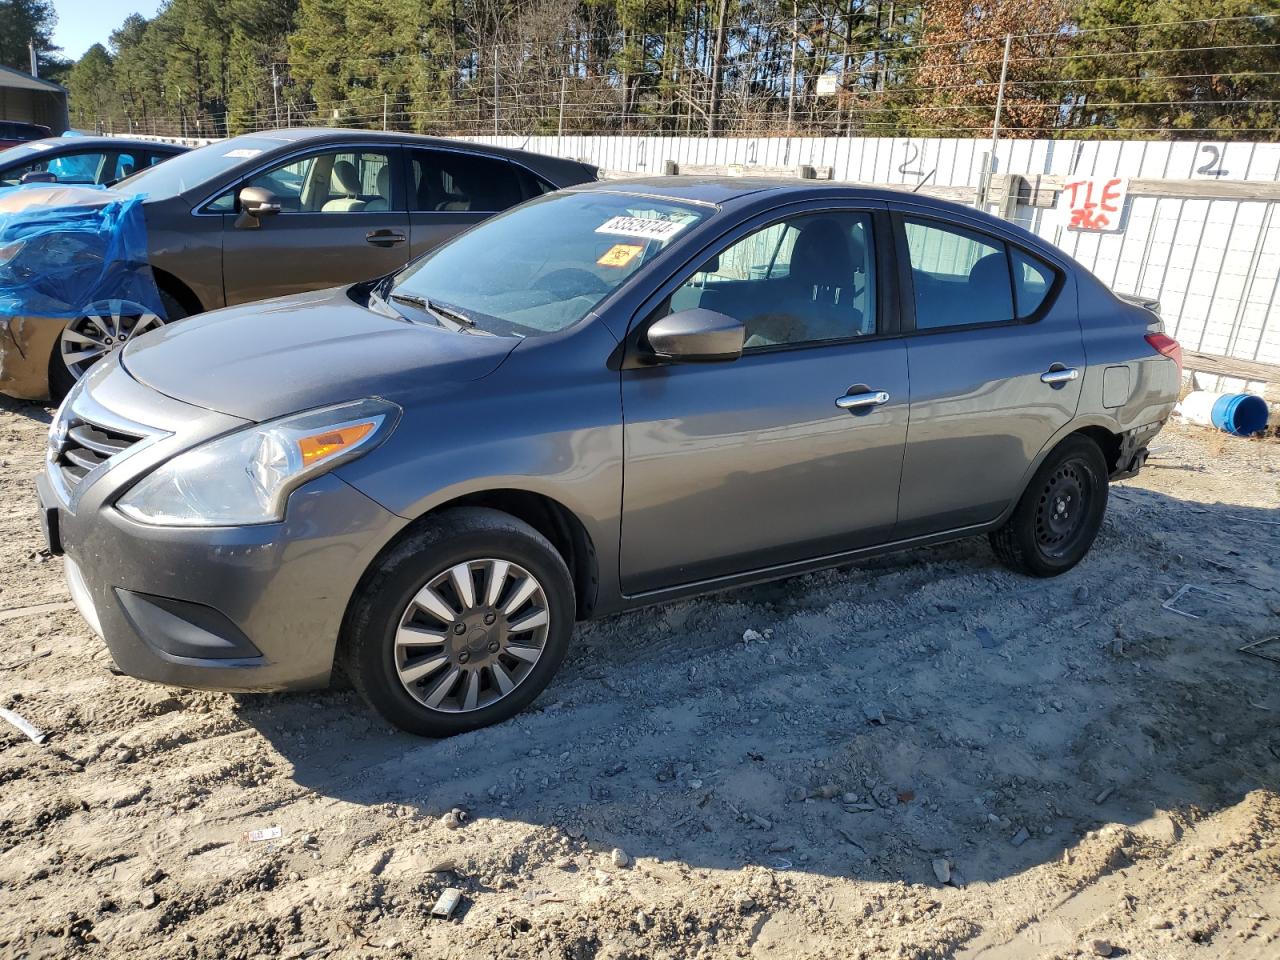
(570, 175, 949, 207)
(19, 136, 188, 152)
(245, 127, 517, 150)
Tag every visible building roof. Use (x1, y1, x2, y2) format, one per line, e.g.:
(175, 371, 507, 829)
(0, 63, 67, 95)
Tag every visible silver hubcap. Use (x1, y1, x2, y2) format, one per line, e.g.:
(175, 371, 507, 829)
(60, 299, 164, 380)
(394, 558, 550, 713)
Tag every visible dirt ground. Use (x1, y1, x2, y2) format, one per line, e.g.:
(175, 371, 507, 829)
(0, 395, 1277, 960)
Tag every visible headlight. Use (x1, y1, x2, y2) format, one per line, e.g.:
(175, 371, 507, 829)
(116, 398, 399, 526)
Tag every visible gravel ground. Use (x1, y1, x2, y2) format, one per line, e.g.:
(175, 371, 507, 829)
(0, 394, 1277, 960)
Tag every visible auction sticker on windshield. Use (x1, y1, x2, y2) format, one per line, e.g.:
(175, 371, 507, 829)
(596, 216, 688, 243)
(597, 243, 643, 268)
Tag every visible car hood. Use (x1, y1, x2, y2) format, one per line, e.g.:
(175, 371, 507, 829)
(121, 287, 519, 421)
(0, 183, 116, 214)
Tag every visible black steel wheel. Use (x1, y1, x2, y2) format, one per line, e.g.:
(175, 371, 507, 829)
(990, 435, 1109, 577)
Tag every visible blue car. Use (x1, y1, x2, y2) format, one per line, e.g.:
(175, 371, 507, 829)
(0, 137, 187, 188)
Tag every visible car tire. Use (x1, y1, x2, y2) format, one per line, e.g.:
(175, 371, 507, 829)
(341, 507, 575, 737)
(48, 289, 187, 400)
(989, 435, 1109, 577)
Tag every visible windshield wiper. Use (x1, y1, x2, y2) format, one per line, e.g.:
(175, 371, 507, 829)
(388, 293, 497, 335)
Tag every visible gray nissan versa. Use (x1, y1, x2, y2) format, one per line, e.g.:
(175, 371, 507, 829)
(37, 178, 1182, 736)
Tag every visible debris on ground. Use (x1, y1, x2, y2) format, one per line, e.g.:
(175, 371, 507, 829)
(430, 888, 462, 920)
(0, 705, 46, 744)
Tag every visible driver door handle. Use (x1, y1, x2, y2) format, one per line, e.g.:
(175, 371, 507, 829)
(835, 390, 890, 410)
(365, 229, 407, 247)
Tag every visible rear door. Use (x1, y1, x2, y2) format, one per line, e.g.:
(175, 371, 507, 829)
(892, 211, 1084, 537)
(219, 145, 410, 305)
(620, 203, 910, 594)
(404, 148, 547, 259)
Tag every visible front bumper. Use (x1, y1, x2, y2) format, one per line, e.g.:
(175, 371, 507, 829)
(40, 360, 408, 692)
(0, 313, 64, 400)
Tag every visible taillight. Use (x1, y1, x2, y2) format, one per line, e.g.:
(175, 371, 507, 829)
(1145, 332, 1182, 372)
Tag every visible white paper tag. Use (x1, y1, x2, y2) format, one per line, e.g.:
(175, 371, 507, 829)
(595, 216, 688, 243)
(246, 826, 282, 842)
(224, 148, 263, 159)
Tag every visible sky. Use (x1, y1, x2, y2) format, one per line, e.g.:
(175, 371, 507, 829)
(50, 0, 163, 61)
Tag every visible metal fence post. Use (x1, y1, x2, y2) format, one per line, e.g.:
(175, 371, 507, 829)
(493, 46, 499, 137)
(558, 73, 566, 145)
(977, 33, 1012, 210)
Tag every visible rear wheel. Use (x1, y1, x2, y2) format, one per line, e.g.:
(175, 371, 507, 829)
(342, 507, 575, 737)
(989, 435, 1109, 577)
(48, 291, 186, 399)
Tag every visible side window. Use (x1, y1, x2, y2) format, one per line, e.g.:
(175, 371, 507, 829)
(110, 152, 139, 182)
(664, 211, 877, 349)
(904, 219, 1013, 330)
(214, 149, 398, 215)
(44, 150, 109, 184)
(409, 151, 525, 213)
(1011, 248, 1055, 318)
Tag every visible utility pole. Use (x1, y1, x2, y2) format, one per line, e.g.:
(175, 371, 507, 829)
(786, 1, 798, 133)
(708, 0, 728, 137)
(493, 46, 499, 137)
(383, 92, 388, 130)
(978, 33, 1012, 210)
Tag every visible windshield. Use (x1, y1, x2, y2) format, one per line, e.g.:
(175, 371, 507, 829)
(113, 136, 281, 198)
(388, 191, 710, 337)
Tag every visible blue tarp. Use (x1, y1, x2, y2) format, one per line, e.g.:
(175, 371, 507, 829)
(0, 183, 164, 320)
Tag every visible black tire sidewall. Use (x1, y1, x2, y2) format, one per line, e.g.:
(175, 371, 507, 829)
(1012, 436, 1109, 576)
(345, 511, 574, 737)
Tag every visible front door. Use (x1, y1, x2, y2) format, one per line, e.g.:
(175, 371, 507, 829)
(893, 213, 1085, 537)
(220, 146, 410, 305)
(620, 207, 909, 595)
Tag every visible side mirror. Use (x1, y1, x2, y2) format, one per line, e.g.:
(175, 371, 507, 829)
(646, 308, 744, 363)
(20, 170, 57, 184)
(235, 186, 282, 229)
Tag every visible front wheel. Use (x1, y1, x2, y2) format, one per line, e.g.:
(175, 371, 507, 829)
(48, 292, 186, 400)
(989, 435, 1109, 577)
(342, 507, 575, 737)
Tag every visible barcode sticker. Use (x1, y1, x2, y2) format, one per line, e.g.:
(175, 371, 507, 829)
(595, 216, 688, 243)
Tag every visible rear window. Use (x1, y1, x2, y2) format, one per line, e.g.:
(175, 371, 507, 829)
(1011, 248, 1055, 318)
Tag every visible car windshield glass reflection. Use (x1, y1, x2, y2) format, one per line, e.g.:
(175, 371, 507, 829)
(389, 191, 709, 337)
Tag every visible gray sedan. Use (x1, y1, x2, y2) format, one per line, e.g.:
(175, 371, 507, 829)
(0, 128, 597, 400)
(38, 178, 1181, 736)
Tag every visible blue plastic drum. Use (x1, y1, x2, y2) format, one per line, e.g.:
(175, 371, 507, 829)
(1210, 393, 1269, 436)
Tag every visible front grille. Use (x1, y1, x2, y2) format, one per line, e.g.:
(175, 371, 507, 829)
(52, 416, 145, 490)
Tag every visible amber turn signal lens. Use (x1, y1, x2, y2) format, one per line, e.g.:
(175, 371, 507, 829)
(297, 422, 376, 466)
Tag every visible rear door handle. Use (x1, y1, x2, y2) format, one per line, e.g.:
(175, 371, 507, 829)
(1040, 367, 1080, 385)
(835, 390, 890, 410)
(365, 230, 407, 247)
